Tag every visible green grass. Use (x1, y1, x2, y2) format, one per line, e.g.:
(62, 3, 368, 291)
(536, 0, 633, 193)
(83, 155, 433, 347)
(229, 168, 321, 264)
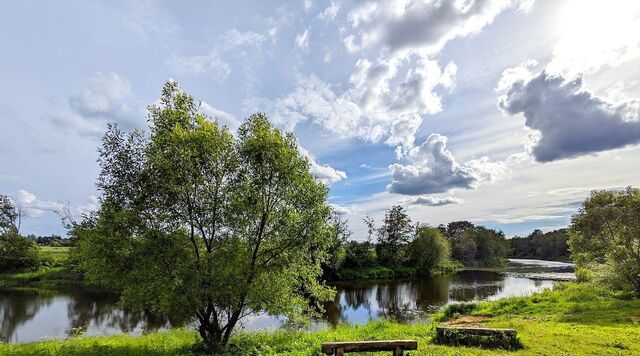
(1, 283, 639, 355)
(38, 246, 70, 267)
(0, 266, 82, 289)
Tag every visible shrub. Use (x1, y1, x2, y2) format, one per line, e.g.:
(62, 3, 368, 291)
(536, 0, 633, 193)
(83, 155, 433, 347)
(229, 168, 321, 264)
(441, 302, 478, 320)
(0, 232, 40, 271)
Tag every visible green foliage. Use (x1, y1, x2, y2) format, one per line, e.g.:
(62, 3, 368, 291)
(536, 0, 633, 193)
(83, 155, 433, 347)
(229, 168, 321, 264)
(333, 265, 416, 280)
(409, 226, 451, 273)
(434, 327, 523, 350)
(376, 205, 413, 266)
(342, 240, 377, 268)
(441, 303, 478, 320)
(509, 229, 570, 261)
(569, 187, 640, 295)
(72, 81, 336, 351)
(0, 232, 40, 271)
(443, 222, 509, 267)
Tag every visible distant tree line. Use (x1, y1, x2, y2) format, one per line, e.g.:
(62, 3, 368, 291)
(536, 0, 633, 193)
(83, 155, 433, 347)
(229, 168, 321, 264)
(23, 233, 74, 247)
(509, 229, 569, 261)
(324, 207, 511, 279)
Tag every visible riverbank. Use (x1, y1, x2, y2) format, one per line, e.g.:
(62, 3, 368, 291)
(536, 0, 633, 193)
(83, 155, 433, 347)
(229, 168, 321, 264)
(330, 262, 463, 280)
(2, 282, 638, 355)
(0, 267, 84, 289)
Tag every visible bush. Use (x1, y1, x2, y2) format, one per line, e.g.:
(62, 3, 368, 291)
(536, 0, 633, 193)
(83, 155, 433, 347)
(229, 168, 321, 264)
(441, 302, 478, 320)
(0, 232, 40, 271)
(434, 327, 523, 350)
(575, 267, 593, 283)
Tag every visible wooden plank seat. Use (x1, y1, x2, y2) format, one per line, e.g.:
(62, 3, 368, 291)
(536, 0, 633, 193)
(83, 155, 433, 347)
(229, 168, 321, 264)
(321, 340, 418, 355)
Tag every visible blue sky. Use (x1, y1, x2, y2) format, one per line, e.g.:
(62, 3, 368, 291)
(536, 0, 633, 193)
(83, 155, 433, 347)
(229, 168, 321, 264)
(2, 0, 640, 239)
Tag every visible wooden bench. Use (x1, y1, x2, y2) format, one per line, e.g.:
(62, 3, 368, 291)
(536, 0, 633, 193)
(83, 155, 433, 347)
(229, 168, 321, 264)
(321, 340, 418, 355)
(435, 326, 520, 350)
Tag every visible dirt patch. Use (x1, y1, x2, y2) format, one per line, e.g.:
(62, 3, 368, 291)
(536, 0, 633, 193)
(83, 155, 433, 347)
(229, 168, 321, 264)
(631, 316, 640, 323)
(444, 315, 490, 326)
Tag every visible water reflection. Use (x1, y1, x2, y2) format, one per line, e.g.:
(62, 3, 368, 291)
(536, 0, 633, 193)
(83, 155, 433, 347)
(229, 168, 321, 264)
(1, 259, 569, 343)
(0, 289, 177, 343)
(321, 270, 553, 327)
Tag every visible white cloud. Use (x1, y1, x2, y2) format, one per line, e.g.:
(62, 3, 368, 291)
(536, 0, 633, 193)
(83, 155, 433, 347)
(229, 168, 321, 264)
(78, 195, 100, 215)
(318, 1, 340, 21)
(298, 145, 347, 185)
(387, 134, 509, 195)
(248, 55, 455, 150)
(331, 203, 351, 216)
(498, 64, 640, 162)
(343, 0, 527, 56)
(199, 101, 241, 132)
(13, 190, 64, 218)
(295, 28, 310, 50)
(168, 29, 272, 80)
(51, 72, 140, 136)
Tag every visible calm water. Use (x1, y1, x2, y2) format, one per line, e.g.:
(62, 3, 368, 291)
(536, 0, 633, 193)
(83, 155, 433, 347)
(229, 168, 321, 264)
(1, 259, 573, 343)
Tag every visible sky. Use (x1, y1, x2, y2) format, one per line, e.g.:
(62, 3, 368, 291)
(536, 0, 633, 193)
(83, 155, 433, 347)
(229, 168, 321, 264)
(1, 0, 640, 239)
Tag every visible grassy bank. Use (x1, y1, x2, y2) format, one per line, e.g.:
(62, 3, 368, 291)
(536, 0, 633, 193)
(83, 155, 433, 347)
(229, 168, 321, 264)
(2, 282, 638, 355)
(0, 266, 83, 289)
(0, 247, 81, 289)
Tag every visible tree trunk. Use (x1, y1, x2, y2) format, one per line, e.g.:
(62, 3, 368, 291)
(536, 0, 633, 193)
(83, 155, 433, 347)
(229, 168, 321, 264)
(197, 317, 225, 353)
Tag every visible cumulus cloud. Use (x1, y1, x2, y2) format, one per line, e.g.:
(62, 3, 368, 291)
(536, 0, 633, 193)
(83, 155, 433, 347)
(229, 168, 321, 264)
(343, 0, 528, 55)
(248, 55, 455, 149)
(498, 65, 640, 162)
(411, 196, 462, 206)
(252, 0, 524, 153)
(51, 72, 140, 136)
(298, 145, 347, 185)
(13, 190, 64, 218)
(387, 134, 509, 195)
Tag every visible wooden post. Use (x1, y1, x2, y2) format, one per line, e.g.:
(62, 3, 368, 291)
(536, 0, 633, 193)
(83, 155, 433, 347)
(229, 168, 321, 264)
(393, 345, 403, 356)
(335, 347, 344, 356)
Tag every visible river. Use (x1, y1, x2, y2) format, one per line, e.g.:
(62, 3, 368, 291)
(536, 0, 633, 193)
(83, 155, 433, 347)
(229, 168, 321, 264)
(0, 258, 574, 343)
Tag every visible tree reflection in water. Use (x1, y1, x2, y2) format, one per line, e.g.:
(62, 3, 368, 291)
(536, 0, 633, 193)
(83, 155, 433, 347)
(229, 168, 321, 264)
(321, 271, 507, 326)
(0, 289, 53, 342)
(0, 288, 185, 343)
(1, 267, 557, 342)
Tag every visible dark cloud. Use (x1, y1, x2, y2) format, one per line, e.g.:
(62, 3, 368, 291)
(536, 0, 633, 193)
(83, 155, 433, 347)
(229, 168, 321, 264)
(411, 196, 461, 206)
(499, 70, 640, 162)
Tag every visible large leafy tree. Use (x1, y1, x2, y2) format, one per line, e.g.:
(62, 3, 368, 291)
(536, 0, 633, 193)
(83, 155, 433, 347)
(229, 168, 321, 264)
(74, 82, 336, 351)
(569, 187, 640, 295)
